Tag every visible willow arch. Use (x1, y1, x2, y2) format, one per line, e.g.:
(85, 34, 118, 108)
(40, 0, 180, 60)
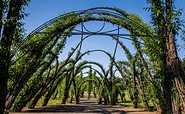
(7, 7, 157, 112)
(14, 7, 153, 55)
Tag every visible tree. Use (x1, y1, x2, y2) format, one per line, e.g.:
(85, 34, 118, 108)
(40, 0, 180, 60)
(0, 0, 29, 113)
(146, 0, 185, 113)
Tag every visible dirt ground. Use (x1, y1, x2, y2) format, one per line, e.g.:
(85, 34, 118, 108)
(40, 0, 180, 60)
(10, 98, 159, 114)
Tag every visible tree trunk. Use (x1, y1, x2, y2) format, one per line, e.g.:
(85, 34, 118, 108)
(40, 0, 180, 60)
(133, 85, 138, 108)
(28, 84, 49, 108)
(0, 0, 24, 112)
(138, 78, 149, 110)
(165, 0, 185, 113)
(62, 82, 71, 104)
(75, 87, 81, 104)
(52, 90, 58, 99)
(42, 87, 53, 106)
(93, 87, 97, 98)
(11, 82, 42, 112)
(110, 65, 116, 105)
(11, 94, 35, 112)
(10, 64, 50, 111)
(0, 73, 8, 113)
(120, 92, 125, 102)
(104, 94, 109, 105)
(42, 77, 64, 106)
(0, 0, 3, 35)
(5, 64, 40, 110)
(98, 98, 102, 104)
(133, 62, 139, 108)
(165, 28, 185, 113)
(62, 90, 69, 104)
(62, 76, 72, 104)
(75, 95, 80, 104)
(137, 68, 149, 110)
(72, 77, 78, 104)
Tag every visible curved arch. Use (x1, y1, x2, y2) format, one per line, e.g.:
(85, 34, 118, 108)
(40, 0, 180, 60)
(13, 7, 153, 55)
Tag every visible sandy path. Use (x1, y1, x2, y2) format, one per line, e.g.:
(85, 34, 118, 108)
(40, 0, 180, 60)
(10, 98, 159, 114)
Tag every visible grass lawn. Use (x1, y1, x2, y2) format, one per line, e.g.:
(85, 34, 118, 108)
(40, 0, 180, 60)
(36, 98, 62, 106)
(118, 101, 143, 108)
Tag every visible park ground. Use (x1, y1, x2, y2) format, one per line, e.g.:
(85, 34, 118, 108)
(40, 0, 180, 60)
(10, 98, 159, 114)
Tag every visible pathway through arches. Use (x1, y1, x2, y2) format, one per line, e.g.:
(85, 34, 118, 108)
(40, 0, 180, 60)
(10, 97, 158, 114)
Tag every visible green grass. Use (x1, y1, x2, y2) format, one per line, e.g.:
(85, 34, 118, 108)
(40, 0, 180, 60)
(118, 102, 133, 107)
(118, 101, 143, 108)
(117, 91, 144, 108)
(48, 99, 62, 105)
(36, 98, 62, 106)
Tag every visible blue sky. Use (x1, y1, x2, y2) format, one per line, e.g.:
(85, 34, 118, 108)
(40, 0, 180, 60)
(23, 0, 185, 72)
(24, 0, 152, 32)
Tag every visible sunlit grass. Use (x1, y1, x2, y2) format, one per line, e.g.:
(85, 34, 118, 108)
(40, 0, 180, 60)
(118, 101, 133, 107)
(117, 91, 143, 108)
(36, 98, 62, 106)
(118, 101, 143, 108)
